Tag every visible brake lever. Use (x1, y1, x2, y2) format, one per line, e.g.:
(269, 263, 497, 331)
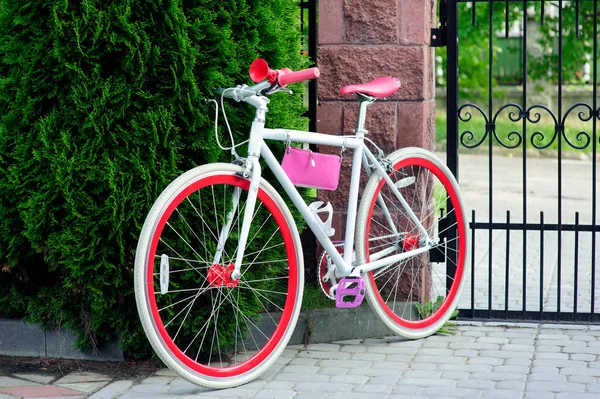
(261, 84, 293, 96)
(261, 83, 279, 96)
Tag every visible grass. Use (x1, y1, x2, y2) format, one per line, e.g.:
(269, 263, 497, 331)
(436, 110, 596, 154)
(301, 283, 336, 310)
(433, 184, 446, 213)
(415, 296, 459, 335)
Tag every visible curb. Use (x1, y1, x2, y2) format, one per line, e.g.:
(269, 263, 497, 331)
(0, 319, 123, 361)
(290, 305, 396, 345)
(0, 305, 399, 361)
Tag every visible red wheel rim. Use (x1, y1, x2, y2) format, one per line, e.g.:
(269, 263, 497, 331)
(146, 174, 298, 377)
(365, 157, 465, 329)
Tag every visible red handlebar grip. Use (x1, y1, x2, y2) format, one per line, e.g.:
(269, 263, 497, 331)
(278, 67, 320, 86)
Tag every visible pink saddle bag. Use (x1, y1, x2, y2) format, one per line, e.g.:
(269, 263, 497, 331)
(281, 148, 341, 190)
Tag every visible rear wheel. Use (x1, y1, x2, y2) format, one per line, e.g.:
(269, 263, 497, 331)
(135, 163, 303, 388)
(356, 148, 467, 339)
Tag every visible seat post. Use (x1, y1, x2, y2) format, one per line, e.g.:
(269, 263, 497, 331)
(355, 94, 376, 136)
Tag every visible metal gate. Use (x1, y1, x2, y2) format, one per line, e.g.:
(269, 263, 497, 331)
(300, 0, 317, 132)
(437, 0, 600, 322)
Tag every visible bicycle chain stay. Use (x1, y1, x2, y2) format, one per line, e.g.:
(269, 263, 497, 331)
(318, 231, 412, 299)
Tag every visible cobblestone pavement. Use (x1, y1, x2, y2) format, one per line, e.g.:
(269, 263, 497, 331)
(2, 322, 600, 398)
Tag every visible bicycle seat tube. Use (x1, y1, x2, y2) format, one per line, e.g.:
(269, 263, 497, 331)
(339, 95, 375, 268)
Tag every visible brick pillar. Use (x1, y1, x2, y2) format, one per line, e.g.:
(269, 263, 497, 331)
(317, 0, 437, 241)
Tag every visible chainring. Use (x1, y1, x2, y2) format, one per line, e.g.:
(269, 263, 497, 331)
(317, 244, 344, 300)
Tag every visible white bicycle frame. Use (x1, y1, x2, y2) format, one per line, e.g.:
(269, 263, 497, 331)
(218, 82, 433, 281)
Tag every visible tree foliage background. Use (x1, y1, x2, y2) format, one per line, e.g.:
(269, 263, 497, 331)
(437, 1, 597, 97)
(0, 0, 306, 356)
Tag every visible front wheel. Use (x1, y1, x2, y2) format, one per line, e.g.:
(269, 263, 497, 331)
(134, 163, 304, 388)
(356, 148, 467, 339)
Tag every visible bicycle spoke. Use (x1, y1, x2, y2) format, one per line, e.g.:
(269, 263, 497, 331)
(236, 285, 289, 297)
(172, 289, 202, 340)
(211, 185, 220, 241)
(239, 282, 280, 324)
(159, 239, 205, 278)
(163, 286, 215, 294)
(190, 287, 232, 359)
(211, 289, 224, 368)
(241, 241, 285, 260)
(153, 264, 210, 277)
(227, 203, 266, 266)
(187, 192, 234, 264)
(175, 205, 211, 262)
(376, 262, 405, 294)
(240, 227, 282, 276)
(243, 275, 289, 284)
(232, 289, 242, 364)
(373, 260, 404, 279)
(159, 292, 203, 312)
(222, 293, 273, 343)
(153, 255, 210, 265)
(370, 213, 396, 236)
(165, 222, 207, 265)
(198, 190, 209, 267)
(385, 265, 402, 304)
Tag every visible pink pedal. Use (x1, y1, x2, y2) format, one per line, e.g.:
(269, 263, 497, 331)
(335, 277, 366, 308)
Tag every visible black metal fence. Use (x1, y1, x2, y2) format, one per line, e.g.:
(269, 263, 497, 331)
(300, 0, 317, 132)
(439, 0, 600, 323)
(299, 0, 319, 278)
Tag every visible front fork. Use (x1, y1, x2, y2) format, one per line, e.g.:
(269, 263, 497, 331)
(230, 157, 261, 280)
(212, 186, 242, 265)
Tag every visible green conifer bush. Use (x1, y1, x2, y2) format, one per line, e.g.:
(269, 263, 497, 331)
(0, 0, 306, 356)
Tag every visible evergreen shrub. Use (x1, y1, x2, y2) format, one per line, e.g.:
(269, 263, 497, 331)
(0, 0, 306, 356)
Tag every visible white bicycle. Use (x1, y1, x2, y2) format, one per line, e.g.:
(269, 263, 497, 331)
(134, 59, 468, 388)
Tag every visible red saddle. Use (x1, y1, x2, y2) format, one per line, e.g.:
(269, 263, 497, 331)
(340, 76, 401, 98)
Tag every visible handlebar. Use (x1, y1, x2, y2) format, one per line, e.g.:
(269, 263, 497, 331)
(248, 58, 319, 86)
(216, 81, 271, 101)
(278, 67, 320, 86)
(216, 59, 320, 101)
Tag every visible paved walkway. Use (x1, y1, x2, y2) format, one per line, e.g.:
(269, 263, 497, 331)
(2, 322, 600, 398)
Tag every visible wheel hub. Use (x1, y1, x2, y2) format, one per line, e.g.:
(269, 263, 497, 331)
(402, 233, 421, 252)
(207, 264, 239, 288)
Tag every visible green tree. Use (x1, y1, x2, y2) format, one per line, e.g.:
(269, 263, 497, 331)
(436, 2, 521, 97)
(437, 2, 594, 95)
(529, 2, 597, 85)
(0, 0, 306, 356)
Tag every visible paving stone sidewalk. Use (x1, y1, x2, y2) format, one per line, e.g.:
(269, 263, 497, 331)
(2, 322, 600, 398)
